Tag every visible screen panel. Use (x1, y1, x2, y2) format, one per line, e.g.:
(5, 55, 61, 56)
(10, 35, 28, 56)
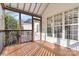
(5, 10, 20, 30)
(21, 14, 32, 30)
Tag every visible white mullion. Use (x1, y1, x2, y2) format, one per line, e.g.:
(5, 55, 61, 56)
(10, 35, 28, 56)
(65, 23, 78, 26)
(53, 16, 55, 38)
(52, 16, 54, 38)
(62, 12, 65, 40)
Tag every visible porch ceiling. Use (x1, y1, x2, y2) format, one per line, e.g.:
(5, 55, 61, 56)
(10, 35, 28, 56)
(3, 3, 49, 17)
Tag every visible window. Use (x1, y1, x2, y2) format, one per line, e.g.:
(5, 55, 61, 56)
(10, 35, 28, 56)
(54, 14, 62, 38)
(36, 24, 39, 32)
(65, 8, 78, 40)
(33, 16, 41, 20)
(21, 14, 32, 30)
(4, 10, 20, 30)
(47, 17, 52, 36)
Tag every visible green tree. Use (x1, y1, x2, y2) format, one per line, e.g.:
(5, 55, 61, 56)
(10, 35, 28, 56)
(4, 14, 18, 29)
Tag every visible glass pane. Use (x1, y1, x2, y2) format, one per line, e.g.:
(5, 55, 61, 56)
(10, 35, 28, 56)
(5, 10, 20, 30)
(65, 25, 78, 40)
(21, 14, 32, 30)
(33, 16, 41, 20)
(54, 14, 62, 26)
(54, 26, 62, 38)
(54, 14, 62, 38)
(65, 8, 78, 40)
(47, 27, 52, 36)
(74, 8, 78, 18)
(65, 8, 78, 25)
(47, 17, 53, 37)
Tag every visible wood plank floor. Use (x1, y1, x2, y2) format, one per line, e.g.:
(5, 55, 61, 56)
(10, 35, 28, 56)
(1, 40, 79, 56)
(1, 42, 54, 56)
(36, 40, 79, 56)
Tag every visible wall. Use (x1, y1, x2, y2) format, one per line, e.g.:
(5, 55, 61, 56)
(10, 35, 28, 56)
(42, 3, 79, 51)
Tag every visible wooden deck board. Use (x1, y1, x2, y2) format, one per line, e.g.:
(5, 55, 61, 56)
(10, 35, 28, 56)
(36, 40, 79, 56)
(1, 40, 79, 56)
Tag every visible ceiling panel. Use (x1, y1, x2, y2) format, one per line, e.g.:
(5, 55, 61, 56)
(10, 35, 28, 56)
(37, 3, 48, 15)
(24, 3, 30, 12)
(5, 3, 11, 7)
(34, 3, 41, 14)
(11, 3, 17, 8)
(18, 3, 24, 10)
(29, 3, 36, 13)
(4, 3, 49, 16)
